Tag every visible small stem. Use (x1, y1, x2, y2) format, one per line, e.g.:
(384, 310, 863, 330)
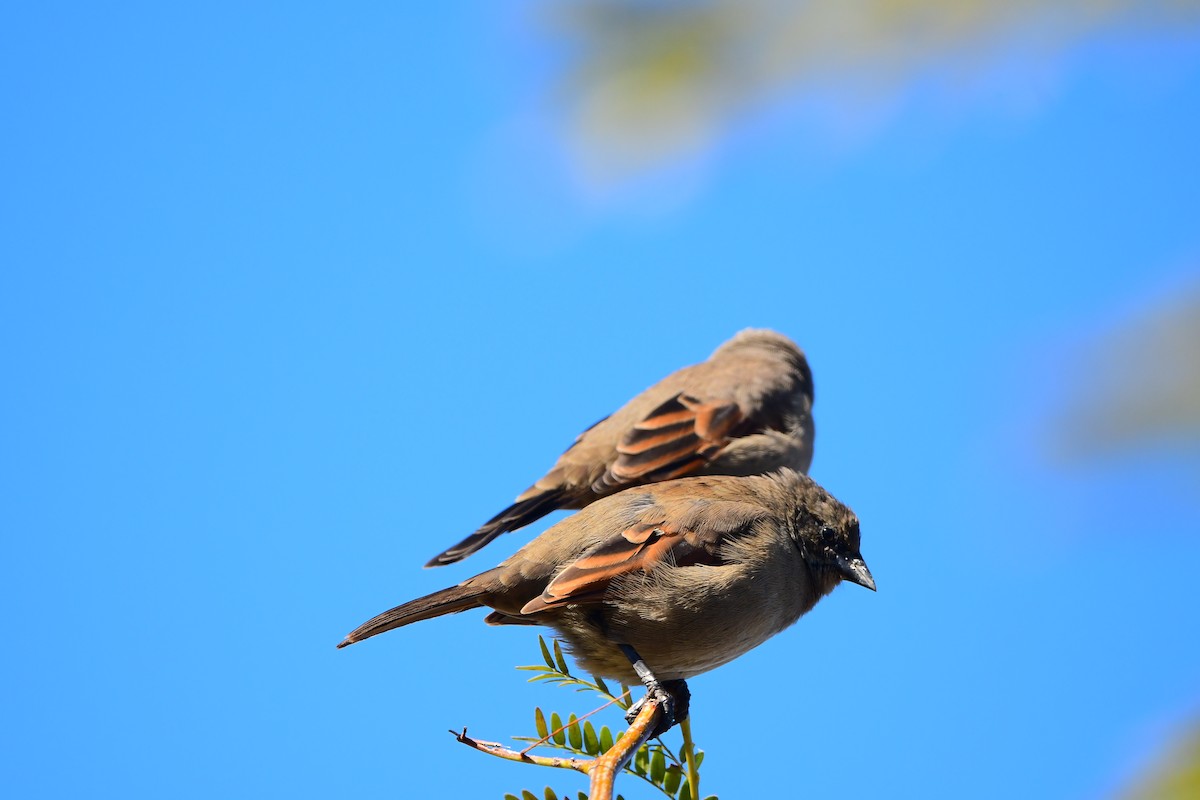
(450, 728, 592, 774)
(519, 692, 630, 756)
(679, 717, 700, 800)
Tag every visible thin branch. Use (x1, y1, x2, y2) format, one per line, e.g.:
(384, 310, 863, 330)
(519, 693, 630, 756)
(587, 698, 664, 800)
(450, 728, 593, 774)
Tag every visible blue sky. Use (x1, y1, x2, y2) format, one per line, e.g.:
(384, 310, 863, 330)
(4, 5, 1199, 799)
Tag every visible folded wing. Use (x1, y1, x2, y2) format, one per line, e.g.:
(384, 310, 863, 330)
(521, 495, 766, 614)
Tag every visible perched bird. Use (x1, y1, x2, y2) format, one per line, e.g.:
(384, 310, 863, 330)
(341, 469, 874, 733)
(427, 329, 815, 567)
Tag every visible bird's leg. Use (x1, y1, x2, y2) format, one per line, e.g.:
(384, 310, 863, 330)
(618, 644, 690, 737)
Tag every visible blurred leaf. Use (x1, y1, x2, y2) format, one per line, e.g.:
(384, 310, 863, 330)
(543, 787, 557, 800)
(1124, 720, 1200, 799)
(522, 791, 539, 800)
(1052, 286, 1200, 461)
(650, 748, 667, 784)
(542, 0, 1200, 180)
(633, 745, 649, 775)
(600, 725, 615, 753)
(663, 764, 683, 795)
(539, 636, 555, 669)
(534, 707, 549, 740)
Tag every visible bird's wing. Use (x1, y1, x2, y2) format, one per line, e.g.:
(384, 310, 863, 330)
(591, 393, 745, 492)
(512, 414, 613, 503)
(426, 416, 614, 566)
(520, 495, 766, 614)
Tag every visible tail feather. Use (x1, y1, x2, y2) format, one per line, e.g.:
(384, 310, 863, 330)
(425, 488, 569, 567)
(337, 584, 487, 648)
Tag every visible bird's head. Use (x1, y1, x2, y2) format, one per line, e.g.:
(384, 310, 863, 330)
(789, 478, 875, 593)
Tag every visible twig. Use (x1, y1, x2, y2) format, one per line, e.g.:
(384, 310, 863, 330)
(519, 692, 631, 756)
(679, 717, 700, 800)
(587, 698, 663, 800)
(450, 728, 592, 773)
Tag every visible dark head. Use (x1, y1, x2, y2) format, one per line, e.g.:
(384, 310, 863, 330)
(787, 473, 875, 594)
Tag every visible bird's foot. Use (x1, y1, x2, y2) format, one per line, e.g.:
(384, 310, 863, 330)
(625, 678, 690, 738)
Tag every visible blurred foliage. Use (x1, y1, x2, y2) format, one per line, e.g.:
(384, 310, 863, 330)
(1052, 285, 1200, 461)
(1123, 720, 1200, 799)
(509, 636, 715, 800)
(525, 8, 1200, 798)
(541, 0, 1200, 178)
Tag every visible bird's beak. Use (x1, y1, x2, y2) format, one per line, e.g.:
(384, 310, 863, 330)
(837, 555, 876, 591)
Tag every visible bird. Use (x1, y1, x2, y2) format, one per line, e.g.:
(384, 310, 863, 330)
(427, 328, 816, 567)
(341, 469, 874, 734)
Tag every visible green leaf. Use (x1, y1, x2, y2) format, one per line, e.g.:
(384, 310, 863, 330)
(504, 795, 520, 800)
(620, 685, 633, 708)
(694, 751, 704, 768)
(599, 726, 614, 753)
(679, 779, 693, 800)
(527, 674, 562, 683)
(632, 745, 649, 775)
(702, 796, 719, 800)
(578, 793, 588, 800)
(663, 765, 683, 795)
(534, 707, 548, 739)
(593, 675, 611, 696)
(539, 636, 555, 669)
(567, 714, 583, 751)
(521, 791, 538, 800)
(582, 720, 600, 755)
(543, 787, 557, 800)
(550, 712, 565, 745)
(552, 639, 570, 675)
(650, 748, 666, 784)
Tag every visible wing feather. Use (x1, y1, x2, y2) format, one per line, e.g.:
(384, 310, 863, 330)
(595, 393, 745, 491)
(520, 497, 765, 615)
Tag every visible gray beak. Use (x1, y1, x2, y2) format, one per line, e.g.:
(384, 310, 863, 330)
(837, 555, 876, 591)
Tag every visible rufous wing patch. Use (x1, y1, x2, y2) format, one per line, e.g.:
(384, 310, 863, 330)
(519, 518, 723, 615)
(595, 393, 744, 491)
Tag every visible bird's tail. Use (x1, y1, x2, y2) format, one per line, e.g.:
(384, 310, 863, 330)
(337, 584, 488, 648)
(424, 488, 569, 567)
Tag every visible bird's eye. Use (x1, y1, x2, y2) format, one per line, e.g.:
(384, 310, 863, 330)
(819, 526, 837, 545)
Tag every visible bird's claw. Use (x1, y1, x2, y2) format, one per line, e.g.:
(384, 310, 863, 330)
(625, 679, 690, 738)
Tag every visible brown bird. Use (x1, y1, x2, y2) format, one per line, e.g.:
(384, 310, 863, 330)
(341, 469, 874, 733)
(427, 329, 815, 567)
